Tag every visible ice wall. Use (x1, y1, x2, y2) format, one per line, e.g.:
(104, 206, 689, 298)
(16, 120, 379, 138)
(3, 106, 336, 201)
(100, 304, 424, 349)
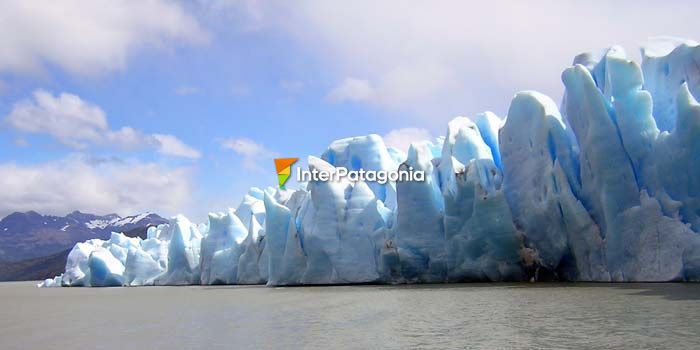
(41, 38, 700, 287)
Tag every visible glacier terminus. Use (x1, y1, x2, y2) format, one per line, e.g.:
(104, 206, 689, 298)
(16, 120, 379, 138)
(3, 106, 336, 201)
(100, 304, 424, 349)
(41, 37, 700, 287)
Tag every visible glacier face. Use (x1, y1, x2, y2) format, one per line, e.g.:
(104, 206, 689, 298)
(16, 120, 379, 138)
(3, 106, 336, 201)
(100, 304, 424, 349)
(40, 38, 700, 287)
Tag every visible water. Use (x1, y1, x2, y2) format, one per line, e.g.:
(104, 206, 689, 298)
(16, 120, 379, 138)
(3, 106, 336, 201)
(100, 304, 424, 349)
(1, 282, 699, 349)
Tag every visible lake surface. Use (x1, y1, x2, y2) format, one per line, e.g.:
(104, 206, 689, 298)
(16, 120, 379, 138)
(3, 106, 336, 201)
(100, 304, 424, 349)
(1, 282, 699, 349)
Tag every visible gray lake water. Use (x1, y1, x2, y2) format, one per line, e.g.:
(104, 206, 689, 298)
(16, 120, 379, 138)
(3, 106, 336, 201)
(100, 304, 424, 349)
(1, 282, 699, 349)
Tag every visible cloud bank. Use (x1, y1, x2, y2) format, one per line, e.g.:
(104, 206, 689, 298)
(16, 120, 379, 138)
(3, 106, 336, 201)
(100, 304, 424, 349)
(5, 90, 201, 159)
(0, 156, 193, 218)
(0, 0, 207, 76)
(254, 1, 700, 123)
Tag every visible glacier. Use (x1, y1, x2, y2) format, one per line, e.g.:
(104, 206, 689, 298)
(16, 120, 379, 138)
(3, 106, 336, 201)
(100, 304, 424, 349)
(40, 37, 700, 287)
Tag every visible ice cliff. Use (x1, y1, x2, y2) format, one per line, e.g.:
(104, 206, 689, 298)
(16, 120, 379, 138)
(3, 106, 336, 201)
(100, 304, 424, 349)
(40, 38, 700, 287)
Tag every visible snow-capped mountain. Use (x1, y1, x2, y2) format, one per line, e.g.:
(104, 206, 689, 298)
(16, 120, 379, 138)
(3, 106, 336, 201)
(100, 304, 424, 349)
(0, 211, 167, 263)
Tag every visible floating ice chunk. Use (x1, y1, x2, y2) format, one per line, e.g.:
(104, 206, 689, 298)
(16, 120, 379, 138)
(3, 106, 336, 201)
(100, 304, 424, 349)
(38, 274, 62, 288)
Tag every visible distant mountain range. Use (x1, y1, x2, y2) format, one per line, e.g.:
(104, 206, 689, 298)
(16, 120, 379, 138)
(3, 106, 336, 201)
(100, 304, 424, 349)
(0, 211, 167, 281)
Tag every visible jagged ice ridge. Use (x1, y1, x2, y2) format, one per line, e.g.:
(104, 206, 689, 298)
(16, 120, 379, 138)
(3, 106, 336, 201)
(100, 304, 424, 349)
(41, 37, 700, 287)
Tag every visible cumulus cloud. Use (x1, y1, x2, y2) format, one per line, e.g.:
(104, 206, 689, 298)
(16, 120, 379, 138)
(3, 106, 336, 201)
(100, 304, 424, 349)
(152, 134, 202, 159)
(0, 156, 193, 218)
(327, 77, 374, 102)
(383, 128, 433, 153)
(241, 1, 700, 123)
(5, 90, 108, 149)
(220, 137, 279, 172)
(4, 90, 201, 158)
(0, 0, 207, 76)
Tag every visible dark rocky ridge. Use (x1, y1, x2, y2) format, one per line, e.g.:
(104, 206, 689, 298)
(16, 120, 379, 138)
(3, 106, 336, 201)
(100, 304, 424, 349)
(0, 211, 167, 281)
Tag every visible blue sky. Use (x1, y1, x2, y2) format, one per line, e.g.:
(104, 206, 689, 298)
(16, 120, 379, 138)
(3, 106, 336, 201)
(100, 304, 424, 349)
(1, 1, 699, 222)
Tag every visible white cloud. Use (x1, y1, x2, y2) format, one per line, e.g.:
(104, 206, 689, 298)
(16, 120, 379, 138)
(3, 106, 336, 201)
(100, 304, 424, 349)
(246, 1, 700, 123)
(195, 0, 266, 32)
(5, 90, 109, 149)
(4, 90, 201, 158)
(152, 134, 202, 159)
(327, 77, 374, 102)
(220, 137, 279, 172)
(221, 137, 275, 157)
(0, 156, 193, 218)
(383, 128, 432, 153)
(0, 0, 207, 76)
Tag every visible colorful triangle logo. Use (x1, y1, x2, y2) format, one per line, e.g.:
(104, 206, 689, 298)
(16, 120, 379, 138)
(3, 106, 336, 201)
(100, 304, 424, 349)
(274, 158, 298, 189)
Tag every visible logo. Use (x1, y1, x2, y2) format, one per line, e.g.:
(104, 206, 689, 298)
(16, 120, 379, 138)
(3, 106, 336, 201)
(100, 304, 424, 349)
(297, 166, 425, 184)
(274, 158, 299, 189)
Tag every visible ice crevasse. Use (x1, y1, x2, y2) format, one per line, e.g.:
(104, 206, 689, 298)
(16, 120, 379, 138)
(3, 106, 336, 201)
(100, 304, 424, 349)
(40, 37, 700, 287)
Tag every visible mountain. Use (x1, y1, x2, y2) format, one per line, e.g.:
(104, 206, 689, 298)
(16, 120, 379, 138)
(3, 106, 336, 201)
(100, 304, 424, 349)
(0, 211, 167, 263)
(0, 249, 71, 282)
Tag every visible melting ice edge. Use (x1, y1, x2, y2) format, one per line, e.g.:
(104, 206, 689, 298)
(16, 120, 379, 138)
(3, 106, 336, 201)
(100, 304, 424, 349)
(41, 37, 700, 287)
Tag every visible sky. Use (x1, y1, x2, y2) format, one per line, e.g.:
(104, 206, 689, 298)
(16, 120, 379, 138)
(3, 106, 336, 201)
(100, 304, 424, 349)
(0, 0, 699, 222)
